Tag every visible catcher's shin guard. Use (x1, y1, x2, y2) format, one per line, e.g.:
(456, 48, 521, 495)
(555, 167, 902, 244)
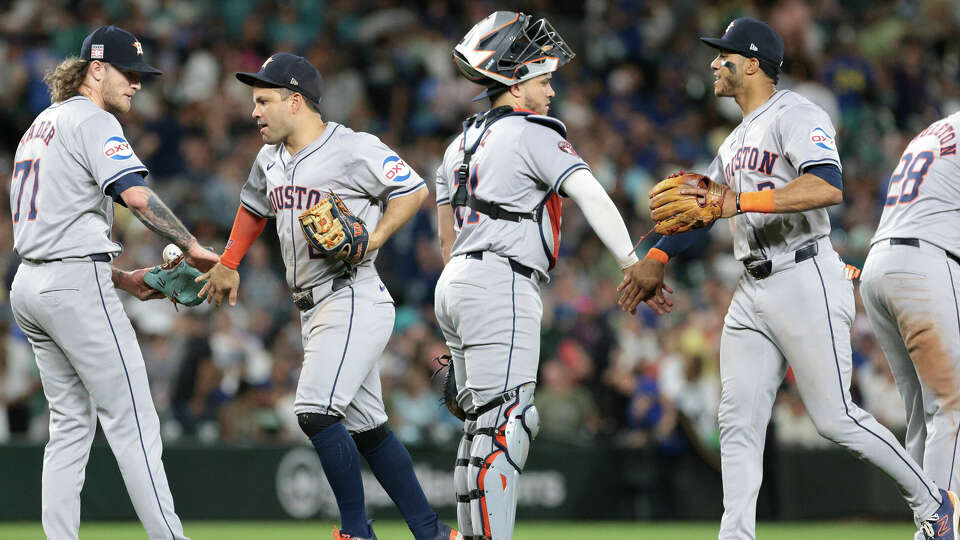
(455, 418, 476, 538)
(467, 382, 539, 540)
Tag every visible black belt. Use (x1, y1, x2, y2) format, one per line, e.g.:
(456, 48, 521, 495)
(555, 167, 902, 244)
(21, 252, 112, 264)
(292, 275, 353, 311)
(743, 242, 819, 280)
(889, 237, 960, 266)
(464, 251, 534, 279)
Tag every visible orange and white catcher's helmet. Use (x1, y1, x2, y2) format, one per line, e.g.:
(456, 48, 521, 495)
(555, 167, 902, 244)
(453, 11, 575, 100)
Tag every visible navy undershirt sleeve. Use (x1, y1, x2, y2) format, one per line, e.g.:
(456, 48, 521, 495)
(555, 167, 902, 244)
(803, 163, 842, 190)
(652, 223, 714, 258)
(105, 172, 148, 207)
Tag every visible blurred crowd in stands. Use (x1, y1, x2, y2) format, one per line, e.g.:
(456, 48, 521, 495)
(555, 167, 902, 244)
(1, 0, 958, 459)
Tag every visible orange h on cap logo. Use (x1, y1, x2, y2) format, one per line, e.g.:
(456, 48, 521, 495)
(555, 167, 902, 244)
(132, 39, 143, 55)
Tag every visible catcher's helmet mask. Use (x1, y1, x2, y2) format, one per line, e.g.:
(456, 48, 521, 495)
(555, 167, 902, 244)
(454, 11, 575, 102)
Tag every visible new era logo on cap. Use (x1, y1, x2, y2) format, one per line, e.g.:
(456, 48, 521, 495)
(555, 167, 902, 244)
(750, 43, 758, 51)
(91, 44, 104, 59)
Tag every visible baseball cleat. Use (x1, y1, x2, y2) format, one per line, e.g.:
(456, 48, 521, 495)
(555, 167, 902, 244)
(331, 520, 377, 540)
(435, 522, 463, 540)
(920, 489, 959, 539)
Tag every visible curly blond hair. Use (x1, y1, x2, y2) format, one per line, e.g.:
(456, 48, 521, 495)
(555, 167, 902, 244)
(44, 57, 90, 103)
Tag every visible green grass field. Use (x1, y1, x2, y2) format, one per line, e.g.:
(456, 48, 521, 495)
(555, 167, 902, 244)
(0, 521, 921, 540)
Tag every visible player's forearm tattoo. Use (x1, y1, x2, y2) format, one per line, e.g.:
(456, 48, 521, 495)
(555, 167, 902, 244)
(130, 190, 196, 249)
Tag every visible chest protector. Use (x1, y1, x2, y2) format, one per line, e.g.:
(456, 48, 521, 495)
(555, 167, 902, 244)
(450, 107, 565, 270)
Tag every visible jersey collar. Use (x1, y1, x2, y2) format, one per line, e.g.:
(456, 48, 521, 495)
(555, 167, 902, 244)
(743, 89, 788, 122)
(288, 121, 340, 164)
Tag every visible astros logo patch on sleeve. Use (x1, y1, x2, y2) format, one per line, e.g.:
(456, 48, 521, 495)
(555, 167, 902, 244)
(557, 141, 578, 156)
(103, 136, 133, 160)
(809, 127, 836, 151)
(381, 155, 411, 182)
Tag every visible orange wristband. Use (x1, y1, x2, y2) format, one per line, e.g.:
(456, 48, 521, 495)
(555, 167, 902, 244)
(645, 248, 669, 265)
(220, 206, 267, 270)
(739, 190, 775, 213)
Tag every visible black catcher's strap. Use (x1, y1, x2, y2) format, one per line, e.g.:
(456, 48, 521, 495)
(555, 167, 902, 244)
(451, 107, 542, 223)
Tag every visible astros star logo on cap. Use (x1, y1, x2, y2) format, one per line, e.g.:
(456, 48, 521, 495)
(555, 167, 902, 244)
(132, 39, 143, 56)
(262, 56, 275, 69)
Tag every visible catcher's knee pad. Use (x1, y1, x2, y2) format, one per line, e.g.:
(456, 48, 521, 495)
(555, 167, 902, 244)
(297, 412, 341, 438)
(455, 419, 477, 537)
(468, 382, 539, 539)
(351, 423, 390, 454)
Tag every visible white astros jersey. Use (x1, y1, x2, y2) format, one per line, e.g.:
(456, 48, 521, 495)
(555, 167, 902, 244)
(704, 90, 841, 261)
(239, 122, 425, 289)
(11, 96, 146, 260)
(872, 112, 960, 255)
(435, 111, 589, 277)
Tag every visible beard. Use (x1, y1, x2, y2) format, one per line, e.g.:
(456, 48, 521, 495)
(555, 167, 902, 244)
(714, 74, 740, 97)
(105, 92, 132, 114)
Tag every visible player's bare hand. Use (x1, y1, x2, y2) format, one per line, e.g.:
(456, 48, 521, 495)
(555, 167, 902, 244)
(617, 258, 670, 314)
(720, 188, 737, 217)
(196, 262, 240, 307)
(184, 243, 220, 273)
(120, 268, 167, 301)
(645, 283, 674, 315)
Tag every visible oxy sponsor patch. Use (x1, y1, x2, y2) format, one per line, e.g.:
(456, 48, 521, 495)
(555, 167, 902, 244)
(810, 127, 836, 152)
(382, 155, 411, 182)
(103, 136, 133, 160)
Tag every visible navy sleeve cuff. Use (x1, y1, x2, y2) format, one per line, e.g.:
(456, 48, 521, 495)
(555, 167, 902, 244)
(803, 163, 842, 190)
(105, 172, 147, 206)
(653, 225, 713, 257)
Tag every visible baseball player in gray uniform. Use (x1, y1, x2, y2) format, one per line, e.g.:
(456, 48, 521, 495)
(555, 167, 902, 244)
(196, 53, 458, 540)
(435, 12, 649, 539)
(639, 18, 959, 540)
(861, 112, 960, 537)
(9, 26, 220, 540)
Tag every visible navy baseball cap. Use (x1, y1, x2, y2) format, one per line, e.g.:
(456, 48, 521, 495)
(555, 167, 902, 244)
(81, 25, 162, 75)
(700, 18, 784, 69)
(236, 53, 323, 104)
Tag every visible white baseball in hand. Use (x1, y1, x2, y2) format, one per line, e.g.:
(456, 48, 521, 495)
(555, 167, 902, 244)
(163, 244, 183, 264)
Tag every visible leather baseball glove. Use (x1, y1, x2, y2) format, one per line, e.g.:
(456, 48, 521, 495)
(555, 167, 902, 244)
(433, 354, 466, 421)
(298, 191, 369, 265)
(143, 256, 205, 306)
(648, 171, 728, 235)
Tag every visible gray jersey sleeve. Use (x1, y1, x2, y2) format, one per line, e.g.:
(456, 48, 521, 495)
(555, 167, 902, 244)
(779, 104, 842, 173)
(434, 136, 461, 206)
(350, 133, 426, 202)
(435, 163, 451, 206)
(75, 111, 147, 193)
(705, 154, 727, 186)
(519, 124, 589, 195)
(240, 149, 274, 218)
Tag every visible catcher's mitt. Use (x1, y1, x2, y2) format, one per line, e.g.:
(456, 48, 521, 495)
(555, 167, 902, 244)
(298, 191, 369, 265)
(143, 256, 205, 306)
(433, 354, 466, 421)
(648, 171, 728, 235)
